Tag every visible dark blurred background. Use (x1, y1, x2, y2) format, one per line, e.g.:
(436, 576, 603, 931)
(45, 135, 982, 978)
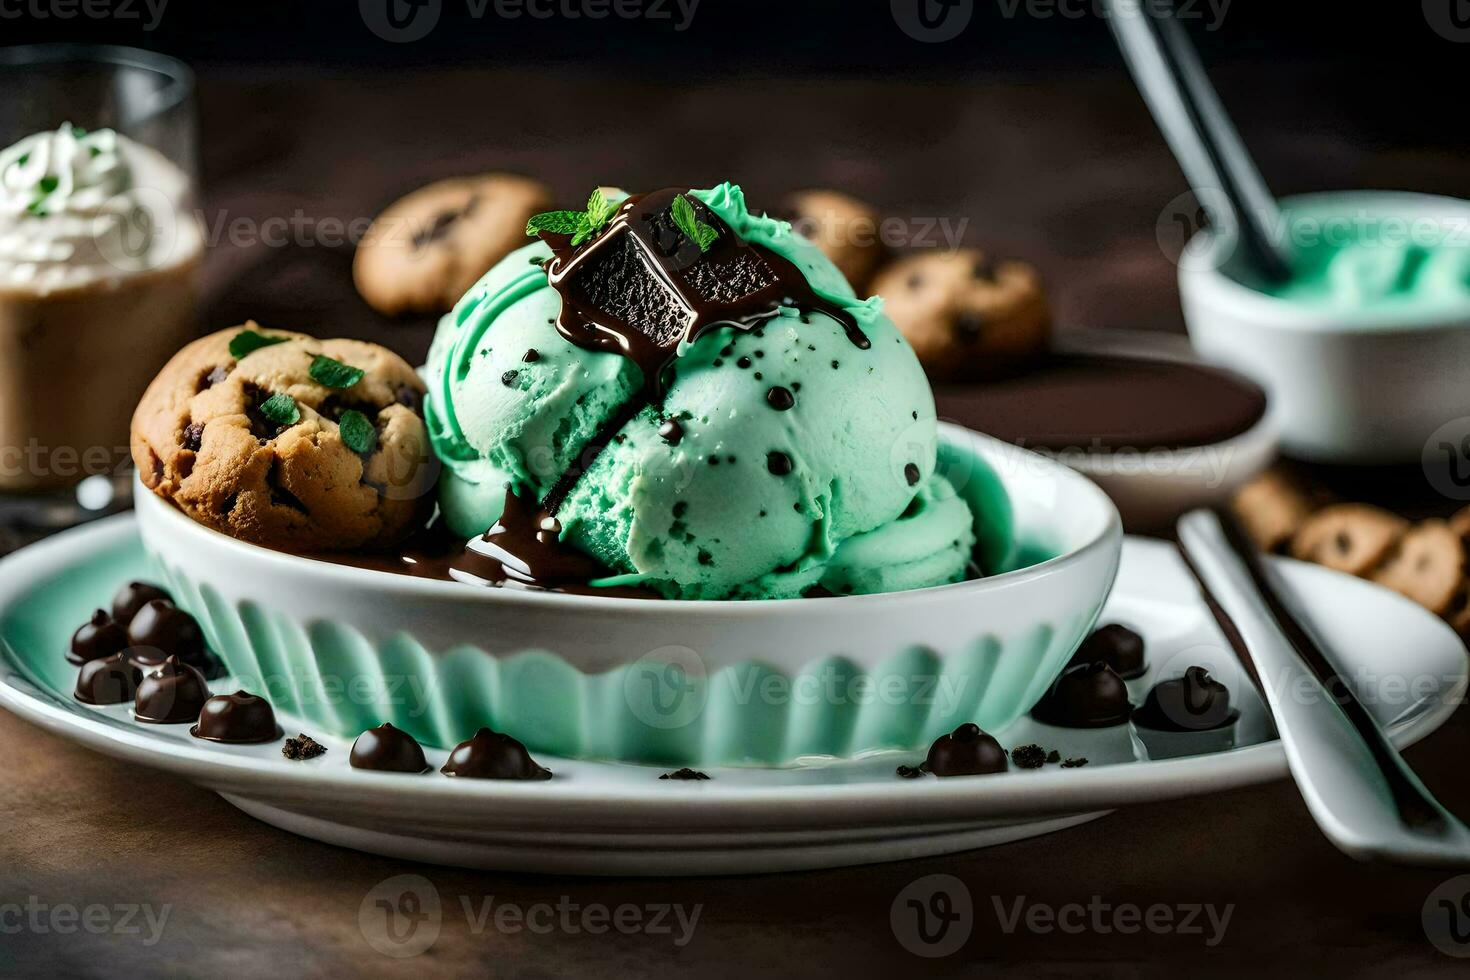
(6, 1, 1467, 348)
(7, 1, 1462, 79)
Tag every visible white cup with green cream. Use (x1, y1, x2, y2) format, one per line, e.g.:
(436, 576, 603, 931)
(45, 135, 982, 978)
(1180, 190, 1470, 463)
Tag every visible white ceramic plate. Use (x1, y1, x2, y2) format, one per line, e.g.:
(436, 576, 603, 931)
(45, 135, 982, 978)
(0, 515, 1464, 875)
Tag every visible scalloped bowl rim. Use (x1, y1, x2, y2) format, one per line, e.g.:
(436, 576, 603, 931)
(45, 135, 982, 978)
(133, 423, 1123, 616)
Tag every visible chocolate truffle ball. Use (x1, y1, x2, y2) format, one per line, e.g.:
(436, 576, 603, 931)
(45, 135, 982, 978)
(351, 723, 431, 773)
(440, 728, 551, 780)
(127, 600, 206, 669)
(1068, 624, 1146, 679)
(134, 656, 211, 725)
(75, 653, 142, 706)
(191, 691, 280, 744)
(69, 610, 129, 666)
(1133, 666, 1234, 732)
(111, 581, 172, 627)
(1031, 661, 1133, 728)
(922, 722, 1008, 776)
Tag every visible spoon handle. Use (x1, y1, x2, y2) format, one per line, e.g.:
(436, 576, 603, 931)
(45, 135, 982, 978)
(1105, 0, 1294, 285)
(1176, 508, 1470, 866)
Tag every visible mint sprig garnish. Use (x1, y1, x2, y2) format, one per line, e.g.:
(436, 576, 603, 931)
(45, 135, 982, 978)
(229, 330, 289, 359)
(525, 188, 617, 247)
(308, 355, 365, 389)
(671, 194, 719, 252)
(525, 210, 583, 237)
(339, 409, 377, 454)
(259, 393, 300, 427)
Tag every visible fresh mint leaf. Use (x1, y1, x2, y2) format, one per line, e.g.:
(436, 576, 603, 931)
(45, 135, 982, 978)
(569, 214, 597, 246)
(308, 355, 365, 389)
(525, 210, 585, 237)
(259, 393, 300, 427)
(585, 188, 613, 231)
(37, 175, 58, 195)
(671, 194, 719, 253)
(339, 409, 377, 454)
(229, 330, 290, 359)
(671, 194, 700, 242)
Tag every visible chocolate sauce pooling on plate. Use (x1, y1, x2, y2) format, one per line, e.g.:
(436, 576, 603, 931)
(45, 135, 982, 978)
(191, 691, 281, 743)
(69, 610, 129, 666)
(351, 723, 431, 773)
(75, 653, 141, 705)
(933, 354, 1267, 452)
(134, 656, 211, 725)
(440, 728, 552, 780)
(1030, 661, 1133, 728)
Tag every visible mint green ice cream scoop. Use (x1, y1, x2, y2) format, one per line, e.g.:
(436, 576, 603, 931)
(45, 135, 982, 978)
(425, 183, 979, 599)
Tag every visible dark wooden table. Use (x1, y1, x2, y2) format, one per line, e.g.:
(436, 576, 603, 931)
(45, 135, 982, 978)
(3, 64, 1470, 977)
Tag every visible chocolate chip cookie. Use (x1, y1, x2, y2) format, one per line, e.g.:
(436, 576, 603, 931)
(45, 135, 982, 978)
(1370, 520, 1464, 616)
(354, 173, 553, 316)
(1289, 503, 1408, 577)
(1232, 468, 1320, 553)
(131, 324, 435, 551)
(871, 248, 1050, 381)
(779, 189, 886, 294)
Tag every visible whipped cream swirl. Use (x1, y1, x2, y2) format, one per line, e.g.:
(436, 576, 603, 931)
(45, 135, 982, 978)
(0, 123, 193, 291)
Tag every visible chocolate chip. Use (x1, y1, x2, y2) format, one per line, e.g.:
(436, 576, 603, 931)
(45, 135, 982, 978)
(904, 463, 920, 486)
(766, 386, 795, 411)
(767, 451, 793, 476)
(522, 349, 540, 363)
(395, 386, 421, 413)
(282, 733, 327, 760)
(737, 356, 752, 369)
(972, 256, 997, 281)
(182, 422, 204, 452)
(955, 311, 987, 342)
(200, 365, 229, 391)
(1010, 743, 1047, 769)
(907, 273, 923, 290)
(659, 768, 710, 780)
(659, 418, 684, 445)
(501, 370, 519, 387)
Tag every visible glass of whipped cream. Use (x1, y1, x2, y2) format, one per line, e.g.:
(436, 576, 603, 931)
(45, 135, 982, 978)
(0, 45, 200, 550)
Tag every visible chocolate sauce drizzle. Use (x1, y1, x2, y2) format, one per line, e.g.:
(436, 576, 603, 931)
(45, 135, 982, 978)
(539, 188, 868, 398)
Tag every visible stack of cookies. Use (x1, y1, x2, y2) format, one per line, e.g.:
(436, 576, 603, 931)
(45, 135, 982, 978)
(1234, 470, 1470, 638)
